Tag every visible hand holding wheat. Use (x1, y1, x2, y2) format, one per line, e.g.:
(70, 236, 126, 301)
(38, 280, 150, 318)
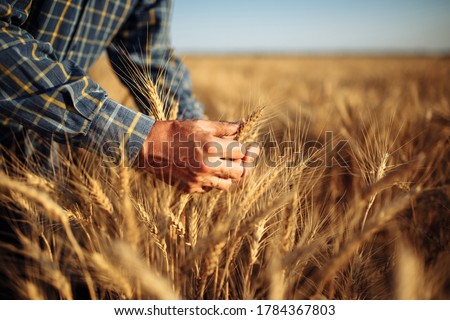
(138, 119, 258, 193)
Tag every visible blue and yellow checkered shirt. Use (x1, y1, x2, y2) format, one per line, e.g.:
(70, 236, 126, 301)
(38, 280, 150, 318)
(0, 0, 204, 163)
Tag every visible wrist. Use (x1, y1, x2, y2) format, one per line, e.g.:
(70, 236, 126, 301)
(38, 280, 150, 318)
(139, 120, 175, 164)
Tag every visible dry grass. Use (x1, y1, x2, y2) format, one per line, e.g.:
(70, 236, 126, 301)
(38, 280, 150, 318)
(0, 55, 448, 300)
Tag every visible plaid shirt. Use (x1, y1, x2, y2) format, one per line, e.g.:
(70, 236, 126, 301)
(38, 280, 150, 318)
(0, 0, 204, 164)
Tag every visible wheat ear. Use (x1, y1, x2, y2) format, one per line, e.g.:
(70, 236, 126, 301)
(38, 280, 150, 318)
(361, 152, 389, 230)
(236, 106, 266, 143)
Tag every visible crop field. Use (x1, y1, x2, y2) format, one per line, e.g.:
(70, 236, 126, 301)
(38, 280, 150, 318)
(0, 55, 448, 299)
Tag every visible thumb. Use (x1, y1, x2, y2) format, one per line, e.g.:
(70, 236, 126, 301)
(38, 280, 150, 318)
(209, 121, 241, 137)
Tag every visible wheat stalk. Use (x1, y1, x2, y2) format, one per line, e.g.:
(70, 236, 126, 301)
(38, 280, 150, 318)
(1, 56, 448, 300)
(24, 282, 46, 300)
(112, 241, 180, 299)
(236, 106, 266, 143)
(91, 253, 134, 299)
(119, 165, 140, 250)
(312, 185, 423, 296)
(0, 174, 97, 299)
(361, 152, 389, 230)
(88, 177, 114, 215)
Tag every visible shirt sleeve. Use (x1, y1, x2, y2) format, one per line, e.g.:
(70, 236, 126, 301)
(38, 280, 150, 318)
(0, 1, 155, 164)
(107, 0, 205, 120)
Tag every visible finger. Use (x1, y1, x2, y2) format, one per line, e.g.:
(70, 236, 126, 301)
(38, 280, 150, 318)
(206, 121, 241, 137)
(243, 143, 261, 164)
(222, 134, 237, 140)
(213, 177, 232, 191)
(187, 186, 206, 194)
(199, 175, 233, 191)
(203, 138, 245, 160)
(242, 143, 261, 177)
(209, 158, 244, 180)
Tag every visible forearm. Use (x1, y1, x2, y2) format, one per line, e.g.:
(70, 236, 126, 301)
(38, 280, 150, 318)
(0, 4, 154, 164)
(76, 98, 154, 164)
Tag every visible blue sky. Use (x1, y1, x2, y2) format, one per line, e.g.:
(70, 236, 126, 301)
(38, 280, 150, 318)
(172, 0, 450, 53)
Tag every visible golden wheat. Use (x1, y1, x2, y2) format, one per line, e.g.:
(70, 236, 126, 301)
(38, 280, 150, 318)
(0, 56, 448, 300)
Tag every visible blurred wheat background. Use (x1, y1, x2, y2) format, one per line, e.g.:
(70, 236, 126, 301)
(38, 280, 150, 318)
(0, 53, 448, 299)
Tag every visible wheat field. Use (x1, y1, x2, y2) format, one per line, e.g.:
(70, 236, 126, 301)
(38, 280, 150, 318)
(0, 55, 448, 299)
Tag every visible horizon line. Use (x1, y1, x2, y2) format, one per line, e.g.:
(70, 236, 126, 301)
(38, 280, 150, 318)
(176, 48, 450, 56)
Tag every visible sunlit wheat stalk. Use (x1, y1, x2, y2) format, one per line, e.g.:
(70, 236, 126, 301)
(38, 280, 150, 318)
(113, 241, 180, 299)
(313, 184, 423, 295)
(361, 152, 389, 230)
(236, 106, 266, 143)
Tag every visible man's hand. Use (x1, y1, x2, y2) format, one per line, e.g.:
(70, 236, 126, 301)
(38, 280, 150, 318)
(138, 120, 259, 193)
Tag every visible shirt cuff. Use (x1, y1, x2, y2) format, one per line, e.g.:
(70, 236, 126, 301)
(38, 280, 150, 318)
(78, 98, 155, 165)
